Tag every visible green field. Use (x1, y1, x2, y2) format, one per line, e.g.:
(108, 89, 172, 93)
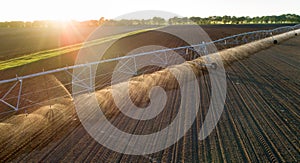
(0, 27, 160, 71)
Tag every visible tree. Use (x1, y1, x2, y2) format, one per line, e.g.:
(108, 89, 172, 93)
(190, 17, 201, 24)
(222, 15, 231, 24)
(231, 16, 238, 24)
(152, 17, 165, 25)
(98, 17, 105, 25)
(25, 21, 32, 27)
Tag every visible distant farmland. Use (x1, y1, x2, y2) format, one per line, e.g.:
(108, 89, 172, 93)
(0, 24, 295, 79)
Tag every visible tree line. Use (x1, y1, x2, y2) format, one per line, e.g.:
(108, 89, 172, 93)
(0, 14, 299, 28)
(189, 14, 300, 25)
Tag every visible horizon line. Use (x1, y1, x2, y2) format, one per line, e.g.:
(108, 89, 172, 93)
(0, 13, 299, 22)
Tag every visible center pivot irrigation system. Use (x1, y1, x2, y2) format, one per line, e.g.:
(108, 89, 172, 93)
(0, 24, 299, 114)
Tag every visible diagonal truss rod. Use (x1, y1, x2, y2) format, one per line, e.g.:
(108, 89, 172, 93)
(0, 79, 23, 111)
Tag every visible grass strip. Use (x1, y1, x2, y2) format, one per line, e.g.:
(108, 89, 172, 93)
(0, 27, 161, 71)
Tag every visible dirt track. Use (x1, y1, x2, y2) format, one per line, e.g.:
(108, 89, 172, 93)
(0, 26, 299, 162)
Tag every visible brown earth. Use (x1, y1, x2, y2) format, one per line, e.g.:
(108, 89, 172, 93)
(0, 24, 295, 80)
(0, 25, 299, 162)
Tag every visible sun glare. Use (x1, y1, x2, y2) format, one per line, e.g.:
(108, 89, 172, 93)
(58, 20, 72, 28)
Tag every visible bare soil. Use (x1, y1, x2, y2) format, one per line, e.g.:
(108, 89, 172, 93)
(0, 25, 299, 162)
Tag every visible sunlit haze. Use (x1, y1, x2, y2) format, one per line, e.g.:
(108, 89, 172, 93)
(1, 0, 300, 21)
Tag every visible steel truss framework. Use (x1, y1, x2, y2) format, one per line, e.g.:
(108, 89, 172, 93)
(0, 24, 299, 112)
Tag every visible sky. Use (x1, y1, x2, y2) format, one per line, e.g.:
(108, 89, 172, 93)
(1, 0, 299, 21)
